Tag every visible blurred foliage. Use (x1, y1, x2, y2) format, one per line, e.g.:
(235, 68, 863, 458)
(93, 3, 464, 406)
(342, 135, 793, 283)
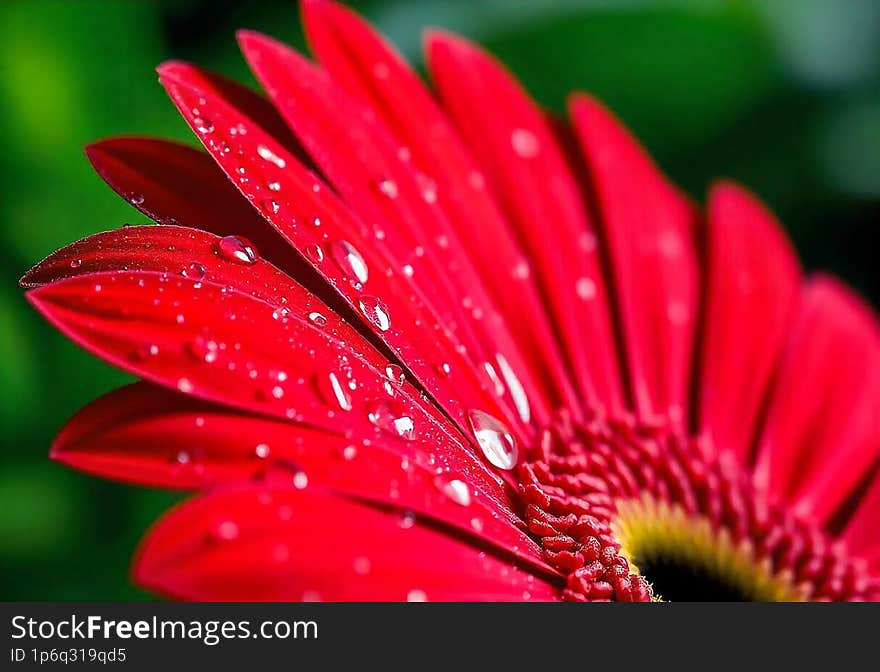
(0, 0, 877, 599)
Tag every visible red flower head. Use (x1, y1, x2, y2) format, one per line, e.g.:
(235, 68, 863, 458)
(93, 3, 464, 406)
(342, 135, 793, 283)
(21, 0, 880, 601)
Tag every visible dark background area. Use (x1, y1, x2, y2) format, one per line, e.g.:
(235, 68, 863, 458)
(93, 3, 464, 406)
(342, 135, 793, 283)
(0, 0, 877, 599)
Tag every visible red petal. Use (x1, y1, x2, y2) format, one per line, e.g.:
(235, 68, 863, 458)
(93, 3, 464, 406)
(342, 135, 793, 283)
(146, 65, 307, 162)
(27, 266, 515, 501)
(156, 60, 531, 463)
(569, 94, 700, 426)
(698, 182, 801, 460)
(83, 138, 313, 285)
(53, 382, 552, 576)
(134, 485, 560, 601)
(842, 470, 880, 566)
(302, 0, 573, 420)
(427, 33, 624, 415)
(235, 33, 540, 437)
(754, 276, 880, 525)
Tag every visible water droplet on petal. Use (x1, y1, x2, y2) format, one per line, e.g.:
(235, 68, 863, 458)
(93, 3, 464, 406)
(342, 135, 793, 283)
(398, 510, 416, 528)
(257, 144, 287, 168)
(436, 477, 471, 506)
(331, 240, 369, 284)
(69, 259, 82, 269)
(186, 335, 219, 363)
(468, 410, 518, 470)
(353, 556, 372, 575)
(177, 377, 195, 393)
(339, 444, 358, 461)
(218, 235, 258, 265)
(272, 306, 291, 320)
(293, 471, 309, 489)
(407, 589, 427, 602)
(316, 371, 353, 411)
(511, 128, 539, 158)
(194, 117, 214, 134)
(358, 296, 391, 331)
(495, 353, 531, 423)
(308, 311, 327, 327)
(306, 244, 324, 263)
(181, 262, 206, 280)
(254, 443, 271, 459)
(129, 193, 145, 206)
(384, 364, 405, 387)
(368, 403, 415, 440)
(377, 178, 399, 199)
(576, 277, 597, 301)
(214, 520, 239, 541)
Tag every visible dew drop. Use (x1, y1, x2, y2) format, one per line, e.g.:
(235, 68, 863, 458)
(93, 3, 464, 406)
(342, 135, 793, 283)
(384, 364, 405, 387)
(254, 443, 271, 459)
(69, 259, 82, 269)
(496, 353, 531, 423)
(129, 193, 145, 206)
(339, 444, 358, 461)
(331, 240, 368, 284)
(511, 128, 539, 158)
(214, 520, 239, 541)
(358, 296, 391, 332)
(353, 556, 372, 575)
(267, 180, 282, 192)
(436, 477, 471, 506)
(194, 117, 214, 134)
(218, 235, 258, 265)
(186, 335, 219, 363)
(293, 471, 309, 489)
(467, 410, 518, 470)
(406, 589, 427, 602)
(257, 144, 287, 168)
(576, 277, 597, 301)
(316, 371, 353, 411)
(308, 311, 327, 327)
(368, 403, 415, 440)
(377, 178, 399, 199)
(181, 262, 206, 280)
(398, 510, 416, 528)
(177, 377, 195, 393)
(306, 244, 324, 263)
(272, 306, 291, 320)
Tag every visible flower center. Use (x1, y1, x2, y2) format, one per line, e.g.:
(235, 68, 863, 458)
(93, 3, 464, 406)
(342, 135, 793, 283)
(515, 410, 879, 602)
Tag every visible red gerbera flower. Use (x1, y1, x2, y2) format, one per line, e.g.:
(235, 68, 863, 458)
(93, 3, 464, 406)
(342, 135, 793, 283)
(21, 0, 880, 601)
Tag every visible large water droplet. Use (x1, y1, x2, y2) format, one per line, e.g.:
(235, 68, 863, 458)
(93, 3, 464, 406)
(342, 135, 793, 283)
(358, 296, 391, 332)
(468, 410, 518, 470)
(332, 240, 369, 284)
(368, 403, 414, 440)
(218, 235, 258, 265)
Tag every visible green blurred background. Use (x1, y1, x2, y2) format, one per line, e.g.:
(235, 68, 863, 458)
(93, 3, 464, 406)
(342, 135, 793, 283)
(1, 0, 878, 599)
